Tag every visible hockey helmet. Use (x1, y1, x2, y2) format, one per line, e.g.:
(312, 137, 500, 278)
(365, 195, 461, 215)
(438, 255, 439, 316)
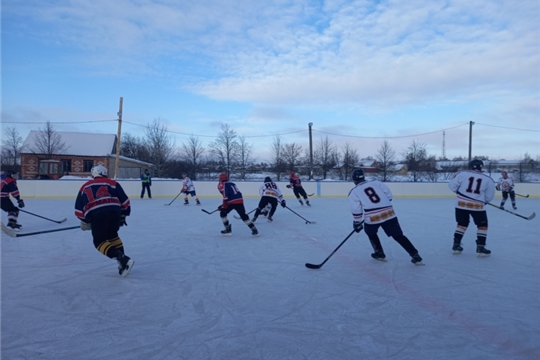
(6, 170, 16, 177)
(264, 176, 272, 183)
(219, 173, 228, 182)
(352, 168, 365, 183)
(289, 171, 296, 176)
(469, 159, 483, 171)
(91, 165, 108, 178)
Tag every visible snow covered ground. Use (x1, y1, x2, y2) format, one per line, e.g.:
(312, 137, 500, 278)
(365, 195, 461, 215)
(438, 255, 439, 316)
(1, 196, 539, 360)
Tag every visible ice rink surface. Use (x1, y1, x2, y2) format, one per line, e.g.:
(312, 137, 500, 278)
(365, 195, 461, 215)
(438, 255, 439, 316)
(1, 196, 539, 360)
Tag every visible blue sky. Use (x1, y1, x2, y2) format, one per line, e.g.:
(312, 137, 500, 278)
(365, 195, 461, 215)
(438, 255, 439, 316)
(1, 0, 539, 162)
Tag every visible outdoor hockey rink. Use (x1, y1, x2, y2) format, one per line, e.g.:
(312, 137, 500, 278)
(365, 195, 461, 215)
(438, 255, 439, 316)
(1, 197, 539, 360)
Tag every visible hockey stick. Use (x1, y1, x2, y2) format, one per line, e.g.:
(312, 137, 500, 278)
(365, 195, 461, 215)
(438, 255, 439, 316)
(1, 223, 79, 238)
(19, 209, 67, 223)
(305, 229, 356, 269)
(457, 192, 535, 221)
(285, 206, 316, 224)
(234, 208, 257, 220)
(164, 192, 182, 206)
(516, 193, 529, 198)
(201, 208, 219, 215)
(307, 193, 315, 197)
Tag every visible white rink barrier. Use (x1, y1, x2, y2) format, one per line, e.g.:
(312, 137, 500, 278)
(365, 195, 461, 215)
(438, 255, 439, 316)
(16, 179, 540, 199)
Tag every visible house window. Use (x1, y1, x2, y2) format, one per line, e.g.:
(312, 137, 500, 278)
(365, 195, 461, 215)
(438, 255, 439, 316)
(39, 162, 48, 174)
(50, 163, 59, 174)
(83, 160, 94, 172)
(61, 159, 72, 173)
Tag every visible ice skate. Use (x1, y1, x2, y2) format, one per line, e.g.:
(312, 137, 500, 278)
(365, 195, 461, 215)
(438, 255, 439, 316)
(476, 245, 491, 257)
(452, 243, 463, 255)
(513, 206, 517, 210)
(196, 200, 201, 205)
(299, 199, 304, 206)
(371, 250, 387, 262)
(411, 253, 425, 266)
(118, 255, 134, 277)
(184, 200, 189, 205)
(306, 201, 311, 206)
(267, 216, 273, 223)
(221, 225, 232, 236)
(6, 220, 21, 231)
(251, 228, 259, 237)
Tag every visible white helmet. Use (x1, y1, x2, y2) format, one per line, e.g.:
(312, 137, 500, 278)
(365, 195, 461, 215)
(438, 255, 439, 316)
(91, 165, 108, 178)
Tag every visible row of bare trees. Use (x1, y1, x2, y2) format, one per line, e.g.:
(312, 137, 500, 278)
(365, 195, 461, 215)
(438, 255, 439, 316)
(3, 121, 538, 182)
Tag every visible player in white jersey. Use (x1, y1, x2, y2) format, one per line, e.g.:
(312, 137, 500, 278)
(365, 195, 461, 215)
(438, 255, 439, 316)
(348, 169, 424, 265)
(181, 173, 201, 205)
(251, 177, 286, 223)
(497, 170, 516, 210)
(448, 159, 495, 257)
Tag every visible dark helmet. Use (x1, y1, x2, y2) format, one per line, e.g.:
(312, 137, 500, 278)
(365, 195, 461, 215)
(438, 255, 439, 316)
(6, 170, 16, 177)
(352, 168, 365, 183)
(219, 173, 228, 182)
(469, 159, 483, 171)
(264, 176, 272, 183)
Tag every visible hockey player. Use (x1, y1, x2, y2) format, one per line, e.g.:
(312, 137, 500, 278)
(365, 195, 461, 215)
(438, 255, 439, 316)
(252, 176, 286, 223)
(497, 170, 516, 210)
(348, 168, 424, 265)
(75, 165, 135, 277)
(217, 173, 259, 236)
(287, 171, 310, 206)
(140, 169, 152, 199)
(181, 172, 201, 205)
(448, 159, 496, 257)
(1, 171, 25, 230)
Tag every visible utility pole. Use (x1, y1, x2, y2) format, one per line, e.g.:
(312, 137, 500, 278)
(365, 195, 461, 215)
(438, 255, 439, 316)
(442, 130, 446, 160)
(468, 121, 474, 163)
(308, 122, 314, 180)
(114, 97, 123, 179)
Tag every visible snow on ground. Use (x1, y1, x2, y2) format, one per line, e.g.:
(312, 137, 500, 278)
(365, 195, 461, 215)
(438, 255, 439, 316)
(1, 196, 539, 360)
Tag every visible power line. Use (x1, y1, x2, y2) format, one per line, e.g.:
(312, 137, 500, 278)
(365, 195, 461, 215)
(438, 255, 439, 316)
(313, 123, 469, 139)
(2, 119, 117, 124)
(474, 122, 540, 132)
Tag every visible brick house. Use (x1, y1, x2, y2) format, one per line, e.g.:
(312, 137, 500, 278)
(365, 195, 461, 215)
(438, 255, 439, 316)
(20, 131, 153, 179)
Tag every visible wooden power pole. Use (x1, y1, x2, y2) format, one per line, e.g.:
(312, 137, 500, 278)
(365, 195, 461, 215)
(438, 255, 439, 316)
(114, 97, 123, 179)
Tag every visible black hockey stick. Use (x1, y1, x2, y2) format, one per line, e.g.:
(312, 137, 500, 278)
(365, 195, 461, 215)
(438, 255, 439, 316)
(516, 193, 529, 198)
(234, 208, 257, 220)
(305, 229, 356, 269)
(457, 192, 535, 221)
(1, 223, 79, 238)
(285, 206, 316, 224)
(201, 208, 219, 215)
(307, 193, 315, 197)
(164, 192, 182, 206)
(19, 209, 67, 223)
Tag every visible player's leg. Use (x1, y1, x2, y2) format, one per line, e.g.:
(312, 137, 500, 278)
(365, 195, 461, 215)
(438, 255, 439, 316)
(364, 224, 386, 261)
(500, 191, 509, 208)
(509, 191, 516, 209)
(472, 211, 490, 257)
(233, 204, 259, 236)
(452, 208, 470, 254)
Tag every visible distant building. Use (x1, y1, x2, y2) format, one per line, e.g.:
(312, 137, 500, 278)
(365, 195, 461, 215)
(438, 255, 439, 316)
(20, 131, 153, 179)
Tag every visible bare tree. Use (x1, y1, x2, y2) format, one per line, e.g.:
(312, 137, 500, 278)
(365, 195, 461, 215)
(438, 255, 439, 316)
(208, 123, 239, 177)
(314, 135, 338, 179)
(375, 140, 396, 182)
(270, 134, 286, 181)
(180, 135, 205, 180)
(402, 140, 426, 182)
(236, 136, 255, 180)
(121, 133, 150, 162)
(282, 142, 303, 174)
(340, 142, 359, 181)
(144, 118, 175, 177)
(30, 121, 69, 158)
(1, 127, 24, 172)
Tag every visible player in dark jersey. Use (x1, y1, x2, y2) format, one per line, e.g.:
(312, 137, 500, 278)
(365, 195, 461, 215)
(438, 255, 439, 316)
(217, 173, 259, 236)
(287, 171, 310, 206)
(74, 165, 134, 276)
(1, 170, 25, 230)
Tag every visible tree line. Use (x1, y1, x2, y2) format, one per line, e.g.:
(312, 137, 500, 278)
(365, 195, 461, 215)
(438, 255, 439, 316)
(2, 120, 537, 182)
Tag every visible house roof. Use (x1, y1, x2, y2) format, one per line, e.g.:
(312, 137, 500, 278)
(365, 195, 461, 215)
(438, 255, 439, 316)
(22, 131, 117, 156)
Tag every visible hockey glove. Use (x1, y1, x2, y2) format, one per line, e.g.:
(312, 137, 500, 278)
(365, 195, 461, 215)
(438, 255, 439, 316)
(80, 220, 92, 231)
(281, 200, 287, 208)
(286, 185, 292, 189)
(495, 185, 501, 191)
(353, 221, 364, 233)
(17, 199, 25, 208)
(119, 215, 128, 227)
